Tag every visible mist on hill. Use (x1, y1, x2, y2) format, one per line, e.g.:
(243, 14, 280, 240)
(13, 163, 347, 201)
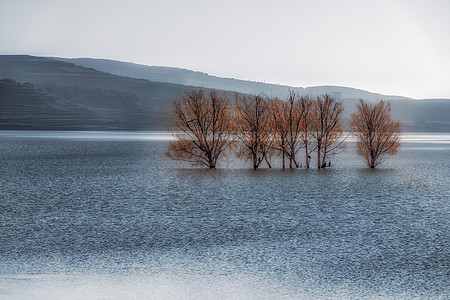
(1, 55, 449, 132)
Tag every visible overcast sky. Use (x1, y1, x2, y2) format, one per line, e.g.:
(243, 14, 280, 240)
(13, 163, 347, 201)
(1, 0, 449, 99)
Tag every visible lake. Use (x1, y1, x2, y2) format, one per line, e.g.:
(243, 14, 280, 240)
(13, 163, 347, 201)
(0, 131, 449, 299)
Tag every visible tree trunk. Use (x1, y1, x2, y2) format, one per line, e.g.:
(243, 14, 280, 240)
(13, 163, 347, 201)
(305, 144, 310, 168)
(317, 144, 321, 169)
(290, 150, 299, 168)
(321, 138, 328, 168)
(253, 152, 258, 170)
(293, 157, 299, 168)
(370, 151, 376, 168)
(208, 154, 215, 169)
(264, 156, 272, 168)
(321, 153, 327, 168)
(304, 130, 310, 168)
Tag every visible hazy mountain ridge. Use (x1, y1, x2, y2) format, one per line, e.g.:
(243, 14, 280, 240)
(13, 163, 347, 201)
(1, 55, 449, 131)
(55, 57, 410, 102)
(0, 56, 193, 129)
(0, 78, 164, 130)
(53, 57, 300, 98)
(0, 55, 195, 111)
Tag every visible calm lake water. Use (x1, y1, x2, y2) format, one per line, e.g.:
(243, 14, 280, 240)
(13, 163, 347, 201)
(0, 131, 449, 299)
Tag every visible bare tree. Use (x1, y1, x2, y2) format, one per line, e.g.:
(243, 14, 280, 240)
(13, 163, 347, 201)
(311, 94, 346, 168)
(298, 95, 314, 168)
(235, 95, 273, 170)
(166, 90, 234, 168)
(351, 99, 400, 168)
(270, 91, 305, 169)
(284, 91, 303, 168)
(270, 97, 289, 169)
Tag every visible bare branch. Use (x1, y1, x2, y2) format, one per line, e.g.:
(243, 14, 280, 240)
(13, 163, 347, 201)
(167, 90, 235, 168)
(351, 99, 400, 168)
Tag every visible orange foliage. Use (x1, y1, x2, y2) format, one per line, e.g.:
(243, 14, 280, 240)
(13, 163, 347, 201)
(234, 95, 274, 169)
(351, 99, 400, 168)
(166, 90, 234, 168)
(311, 95, 346, 168)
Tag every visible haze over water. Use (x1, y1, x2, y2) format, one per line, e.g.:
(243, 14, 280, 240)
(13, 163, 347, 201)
(0, 131, 449, 299)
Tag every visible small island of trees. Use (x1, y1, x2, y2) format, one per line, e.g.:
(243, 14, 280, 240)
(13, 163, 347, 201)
(167, 90, 400, 169)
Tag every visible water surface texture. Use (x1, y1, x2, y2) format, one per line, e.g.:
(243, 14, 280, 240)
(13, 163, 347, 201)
(0, 132, 449, 299)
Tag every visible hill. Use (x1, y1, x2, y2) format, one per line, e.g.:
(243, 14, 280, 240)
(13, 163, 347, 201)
(1, 55, 449, 131)
(53, 57, 299, 98)
(0, 55, 205, 130)
(0, 78, 163, 130)
(55, 57, 409, 102)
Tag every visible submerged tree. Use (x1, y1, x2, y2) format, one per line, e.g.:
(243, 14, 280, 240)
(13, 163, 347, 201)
(235, 95, 273, 170)
(270, 97, 289, 169)
(311, 94, 346, 168)
(166, 90, 234, 168)
(270, 91, 305, 169)
(298, 95, 314, 168)
(351, 99, 400, 168)
(284, 91, 303, 169)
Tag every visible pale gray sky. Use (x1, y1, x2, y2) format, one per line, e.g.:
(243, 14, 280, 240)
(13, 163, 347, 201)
(1, 0, 449, 99)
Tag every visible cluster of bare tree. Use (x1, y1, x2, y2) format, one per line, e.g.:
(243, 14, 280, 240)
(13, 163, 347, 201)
(167, 90, 399, 169)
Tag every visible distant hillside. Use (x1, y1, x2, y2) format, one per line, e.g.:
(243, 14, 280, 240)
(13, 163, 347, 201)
(55, 57, 409, 102)
(54, 57, 298, 98)
(0, 78, 171, 130)
(0, 55, 205, 130)
(388, 99, 450, 132)
(52, 57, 450, 132)
(0, 55, 199, 112)
(1, 55, 449, 131)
